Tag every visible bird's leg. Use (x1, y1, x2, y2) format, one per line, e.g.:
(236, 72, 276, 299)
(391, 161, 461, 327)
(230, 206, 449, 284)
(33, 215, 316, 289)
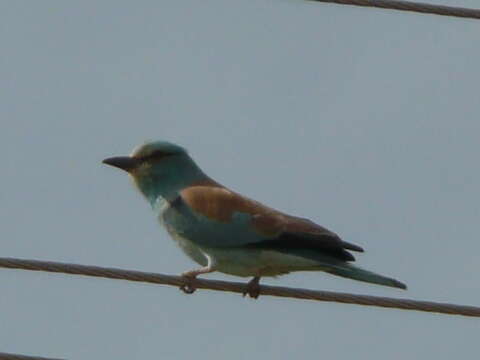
(243, 276, 261, 299)
(180, 255, 216, 294)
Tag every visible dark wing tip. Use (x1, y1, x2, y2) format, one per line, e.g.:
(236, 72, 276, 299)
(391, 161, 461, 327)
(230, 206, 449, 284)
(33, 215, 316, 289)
(342, 250, 356, 262)
(342, 241, 364, 253)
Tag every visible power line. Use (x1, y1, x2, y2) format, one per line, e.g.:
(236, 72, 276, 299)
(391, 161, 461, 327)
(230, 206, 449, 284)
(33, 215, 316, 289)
(0, 353, 64, 360)
(1, 257, 479, 317)
(306, 0, 480, 19)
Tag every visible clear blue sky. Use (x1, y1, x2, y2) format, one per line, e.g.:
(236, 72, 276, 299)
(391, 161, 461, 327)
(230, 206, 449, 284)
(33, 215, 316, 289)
(1, 1, 479, 359)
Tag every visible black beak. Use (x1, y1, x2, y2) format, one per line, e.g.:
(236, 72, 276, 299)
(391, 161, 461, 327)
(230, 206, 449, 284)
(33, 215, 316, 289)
(102, 156, 139, 172)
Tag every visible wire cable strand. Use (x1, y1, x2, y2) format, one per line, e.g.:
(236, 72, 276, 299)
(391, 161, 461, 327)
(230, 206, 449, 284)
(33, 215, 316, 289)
(0, 353, 64, 360)
(306, 0, 480, 19)
(1, 257, 479, 317)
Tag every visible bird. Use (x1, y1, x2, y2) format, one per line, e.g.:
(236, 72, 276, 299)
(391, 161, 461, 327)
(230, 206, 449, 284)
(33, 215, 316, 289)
(103, 140, 406, 298)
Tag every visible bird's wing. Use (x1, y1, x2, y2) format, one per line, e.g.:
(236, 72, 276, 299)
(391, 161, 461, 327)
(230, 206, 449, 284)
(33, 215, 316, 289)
(179, 185, 363, 262)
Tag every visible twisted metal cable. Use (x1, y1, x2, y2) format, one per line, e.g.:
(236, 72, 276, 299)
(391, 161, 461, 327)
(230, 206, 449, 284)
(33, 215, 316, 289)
(1, 257, 479, 317)
(306, 0, 480, 19)
(0, 353, 64, 360)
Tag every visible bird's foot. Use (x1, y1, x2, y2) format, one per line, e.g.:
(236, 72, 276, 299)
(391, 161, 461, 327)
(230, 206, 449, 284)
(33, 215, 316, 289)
(242, 276, 261, 299)
(179, 264, 216, 295)
(180, 273, 197, 294)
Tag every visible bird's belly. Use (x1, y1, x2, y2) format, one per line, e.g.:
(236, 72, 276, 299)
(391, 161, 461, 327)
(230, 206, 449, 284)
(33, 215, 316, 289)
(209, 248, 323, 277)
(166, 230, 322, 277)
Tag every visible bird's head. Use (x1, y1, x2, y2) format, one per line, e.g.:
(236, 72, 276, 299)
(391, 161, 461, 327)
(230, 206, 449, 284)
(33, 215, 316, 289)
(103, 140, 206, 203)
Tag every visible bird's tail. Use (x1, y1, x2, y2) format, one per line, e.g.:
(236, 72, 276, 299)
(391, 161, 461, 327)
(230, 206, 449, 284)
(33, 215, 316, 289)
(325, 263, 407, 290)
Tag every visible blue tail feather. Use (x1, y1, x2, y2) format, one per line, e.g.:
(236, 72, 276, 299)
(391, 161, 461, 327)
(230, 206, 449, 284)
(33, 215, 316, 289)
(325, 264, 407, 290)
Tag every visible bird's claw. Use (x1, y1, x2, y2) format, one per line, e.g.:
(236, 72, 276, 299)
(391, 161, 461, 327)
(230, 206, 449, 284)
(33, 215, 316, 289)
(180, 275, 197, 294)
(242, 277, 261, 299)
(242, 289, 260, 299)
(180, 283, 196, 294)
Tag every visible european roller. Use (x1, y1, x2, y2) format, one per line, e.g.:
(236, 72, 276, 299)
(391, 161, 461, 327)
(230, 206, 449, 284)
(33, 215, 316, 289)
(103, 140, 406, 298)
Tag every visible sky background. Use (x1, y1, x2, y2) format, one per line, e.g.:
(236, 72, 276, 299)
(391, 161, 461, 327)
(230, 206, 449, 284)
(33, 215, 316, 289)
(1, 0, 479, 359)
